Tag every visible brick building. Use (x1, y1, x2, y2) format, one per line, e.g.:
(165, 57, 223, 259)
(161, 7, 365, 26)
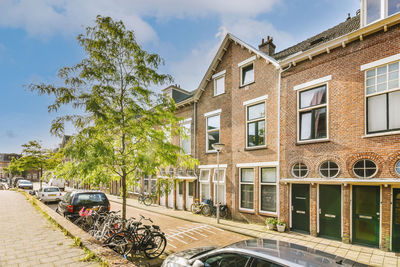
(277, 2, 400, 251)
(108, 0, 400, 252)
(0, 153, 21, 179)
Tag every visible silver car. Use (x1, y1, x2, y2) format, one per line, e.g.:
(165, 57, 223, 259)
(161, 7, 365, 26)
(161, 238, 369, 267)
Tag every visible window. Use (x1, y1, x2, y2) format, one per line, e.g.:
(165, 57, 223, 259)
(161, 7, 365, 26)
(240, 168, 254, 210)
(319, 161, 340, 178)
(213, 168, 226, 205)
(298, 85, 327, 141)
(202, 253, 250, 267)
(260, 167, 277, 213)
(251, 258, 282, 267)
(363, 0, 400, 25)
(178, 181, 183, 195)
(143, 176, 149, 193)
(247, 102, 266, 147)
(214, 75, 225, 96)
(395, 160, 400, 176)
(150, 176, 157, 193)
(180, 121, 191, 154)
(241, 63, 254, 86)
(353, 159, 378, 178)
(188, 181, 194, 197)
(366, 61, 400, 134)
(199, 169, 211, 201)
(206, 115, 220, 152)
(292, 162, 308, 178)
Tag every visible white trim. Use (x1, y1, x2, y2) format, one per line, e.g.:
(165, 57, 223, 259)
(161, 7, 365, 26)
(280, 178, 400, 183)
(199, 164, 228, 169)
(204, 109, 222, 117)
(293, 75, 332, 91)
(245, 100, 267, 149)
(361, 53, 400, 71)
(212, 70, 226, 79)
(213, 75, 225, 96)
(259, 166, 278, 214)
(236, 161, 279, 168)
(239, 167, 255, 211)
(317, 184, 319, 234)
(289, 183, 292, 228)
(242, 95, 269, 106)
(182, 118, 192, 123)
(238, 55, 256, 67)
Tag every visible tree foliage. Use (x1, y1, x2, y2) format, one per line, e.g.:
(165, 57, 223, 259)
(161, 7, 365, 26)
(30, 16, 197, 224)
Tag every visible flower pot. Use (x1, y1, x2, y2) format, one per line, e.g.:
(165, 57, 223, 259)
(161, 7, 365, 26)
(266, 224, 275, 230)
(277, 224, 286, 232)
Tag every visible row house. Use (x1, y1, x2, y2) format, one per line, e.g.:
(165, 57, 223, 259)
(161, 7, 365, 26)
(114, 0, 400, 252)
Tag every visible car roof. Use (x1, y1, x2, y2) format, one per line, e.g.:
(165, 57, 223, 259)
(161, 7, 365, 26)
(19, 180, 31, 183)
(43, 186, 59, 189)
(216, 239, 367, 267)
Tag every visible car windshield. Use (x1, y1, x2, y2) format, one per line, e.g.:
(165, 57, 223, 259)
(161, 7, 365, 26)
(44, 188, 59, 192)
(75, 193, 107, 205)
(19, 181, 31, 184)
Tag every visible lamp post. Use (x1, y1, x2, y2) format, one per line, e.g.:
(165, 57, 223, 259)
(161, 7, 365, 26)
(212, 143, 225, 224)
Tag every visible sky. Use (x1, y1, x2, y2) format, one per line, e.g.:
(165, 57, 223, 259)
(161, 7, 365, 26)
(0, 0, 360, 153)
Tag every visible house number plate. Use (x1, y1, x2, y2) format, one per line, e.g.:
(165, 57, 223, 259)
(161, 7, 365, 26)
(296, 210, 306, 214)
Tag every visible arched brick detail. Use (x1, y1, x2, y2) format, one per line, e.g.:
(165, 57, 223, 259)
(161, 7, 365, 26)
(387, 151, 400, 178)
(316, 155, 346, 178)
(346, 152, 384, 178)
(286, 157, 313, 178)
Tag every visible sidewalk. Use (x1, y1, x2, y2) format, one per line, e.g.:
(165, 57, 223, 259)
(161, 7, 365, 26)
(107, 193, 400, 267)
(0, 191, 99, 267)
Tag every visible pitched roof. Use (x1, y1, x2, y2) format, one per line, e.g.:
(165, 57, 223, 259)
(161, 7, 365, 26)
(273, 15, 360, 61)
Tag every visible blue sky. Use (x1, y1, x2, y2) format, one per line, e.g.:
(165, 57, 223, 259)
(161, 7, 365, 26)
(0, 0, 360, 153)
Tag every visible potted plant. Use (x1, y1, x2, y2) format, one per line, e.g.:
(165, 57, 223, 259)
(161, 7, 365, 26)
(265, 217, 277, 230)
(276, 220, 286, 232)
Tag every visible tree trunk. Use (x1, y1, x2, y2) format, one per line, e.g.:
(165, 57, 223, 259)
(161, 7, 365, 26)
(122, 172, 127, 229)
(39, 166, 43, 190)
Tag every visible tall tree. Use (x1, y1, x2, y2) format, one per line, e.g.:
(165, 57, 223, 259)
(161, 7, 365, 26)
(30, 16, 197, 225)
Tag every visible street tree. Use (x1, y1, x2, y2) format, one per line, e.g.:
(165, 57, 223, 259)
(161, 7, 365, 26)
(30, 16, 197, 225)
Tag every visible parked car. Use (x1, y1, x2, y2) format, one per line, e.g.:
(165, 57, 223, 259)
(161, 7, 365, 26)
(161, 238, 368, 267)
(17, 180, 33, 190)
(36, 186, 62, 203)
(48, 178, 66, 191)
(56, 191, 110, 220)
(1, 178, 7, 183)
(12, 177, 25, 187)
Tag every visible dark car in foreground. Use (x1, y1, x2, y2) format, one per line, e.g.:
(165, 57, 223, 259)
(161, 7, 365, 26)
(17, 180, 33, 190)
(56, 190, 110, 220)
(161, 238, 368, 267)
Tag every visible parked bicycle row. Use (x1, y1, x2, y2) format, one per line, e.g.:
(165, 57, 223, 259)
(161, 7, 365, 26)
(190, 199, 229, 218)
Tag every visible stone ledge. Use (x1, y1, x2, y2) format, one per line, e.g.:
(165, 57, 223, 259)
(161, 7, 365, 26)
(21, 191, 137, 267)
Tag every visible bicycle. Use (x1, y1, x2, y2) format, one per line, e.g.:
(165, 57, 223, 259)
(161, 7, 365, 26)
(190, 198, 205, 214)
(201, 199, 228, 218)
(138, 192, 154, 206)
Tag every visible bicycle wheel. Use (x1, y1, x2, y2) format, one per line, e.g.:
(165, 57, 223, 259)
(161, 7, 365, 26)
(201, 205, 212, 216)
(143, 196, 153, 206)
(144, 232, 167, 259)
(190, 203, 201, 214)
(219, 208, 227, 218)
(104, 231, 132, 256)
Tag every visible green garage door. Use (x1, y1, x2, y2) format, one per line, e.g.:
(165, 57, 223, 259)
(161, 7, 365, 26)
(291, 184, 310, 233)
(319, 185, 341, 240)
(352, 186, 380, 247)
(393, 189, 400, 252)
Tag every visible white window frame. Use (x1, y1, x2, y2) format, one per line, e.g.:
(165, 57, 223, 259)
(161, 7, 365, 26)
(352, 159, 379, 178)
(199, 169, 211, 201)
(213, 168, 226, 205)
(291, 162, 309, 178)
(245, 99, 267, 149)
(143, 176, 149, 193)
(205, 111, 221, 153)
(213, 70, 226, 96)
(239, 168, 255, 211)
(361, 0, 400, 26)
(296, 81, 329, 143)
(150, 176, 157, 193)
(240, 62, 255, 87)
(395, 159, 400, 176)
(363, 60, 400, 135)
(259, 167, 277, 215)
(180, 119, 192, 155)
(318, 160, 341, 179)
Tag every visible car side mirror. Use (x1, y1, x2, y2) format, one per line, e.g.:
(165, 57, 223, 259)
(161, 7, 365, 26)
(192, 260, 205, 267)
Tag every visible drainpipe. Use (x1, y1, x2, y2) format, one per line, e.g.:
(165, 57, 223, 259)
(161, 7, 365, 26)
(193, 101, 198, 199)
(277, 63, 292, 220)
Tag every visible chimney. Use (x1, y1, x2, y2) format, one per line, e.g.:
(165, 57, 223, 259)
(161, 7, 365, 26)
(258, 36, 276, 56)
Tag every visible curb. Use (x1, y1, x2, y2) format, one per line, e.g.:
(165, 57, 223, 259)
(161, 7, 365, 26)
(108, 199, 263, 240)
(20, 191, 137, 267)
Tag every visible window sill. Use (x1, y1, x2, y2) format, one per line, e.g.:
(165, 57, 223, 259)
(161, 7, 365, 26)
(296, 138, 330, 145)
(213, 92, 226, 98)
(245, 145, 268, 151)
(239, 208, 255, 214)
(259, 211, 278, 217)
(239, 81, 255, 88)
(206, 151, 217, 154)
(362, 130, 400, 138)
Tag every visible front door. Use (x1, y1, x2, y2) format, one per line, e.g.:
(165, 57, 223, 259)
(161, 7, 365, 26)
(352, 186, 380, 247)
(291, 184, 310, 233)
(392, 189, 400, 252)
(176, 181, 183, 210)
(186, 181, 194, 210)
(319, 185, 341, 240)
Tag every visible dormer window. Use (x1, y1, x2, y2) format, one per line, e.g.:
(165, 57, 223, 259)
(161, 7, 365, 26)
(362, 0, 400, 26)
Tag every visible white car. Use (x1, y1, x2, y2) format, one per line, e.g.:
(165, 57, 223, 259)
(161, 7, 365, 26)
(37, 187, 63, 203)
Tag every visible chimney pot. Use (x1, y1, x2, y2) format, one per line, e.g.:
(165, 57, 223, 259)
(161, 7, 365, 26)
(259, 35, 276, 56)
